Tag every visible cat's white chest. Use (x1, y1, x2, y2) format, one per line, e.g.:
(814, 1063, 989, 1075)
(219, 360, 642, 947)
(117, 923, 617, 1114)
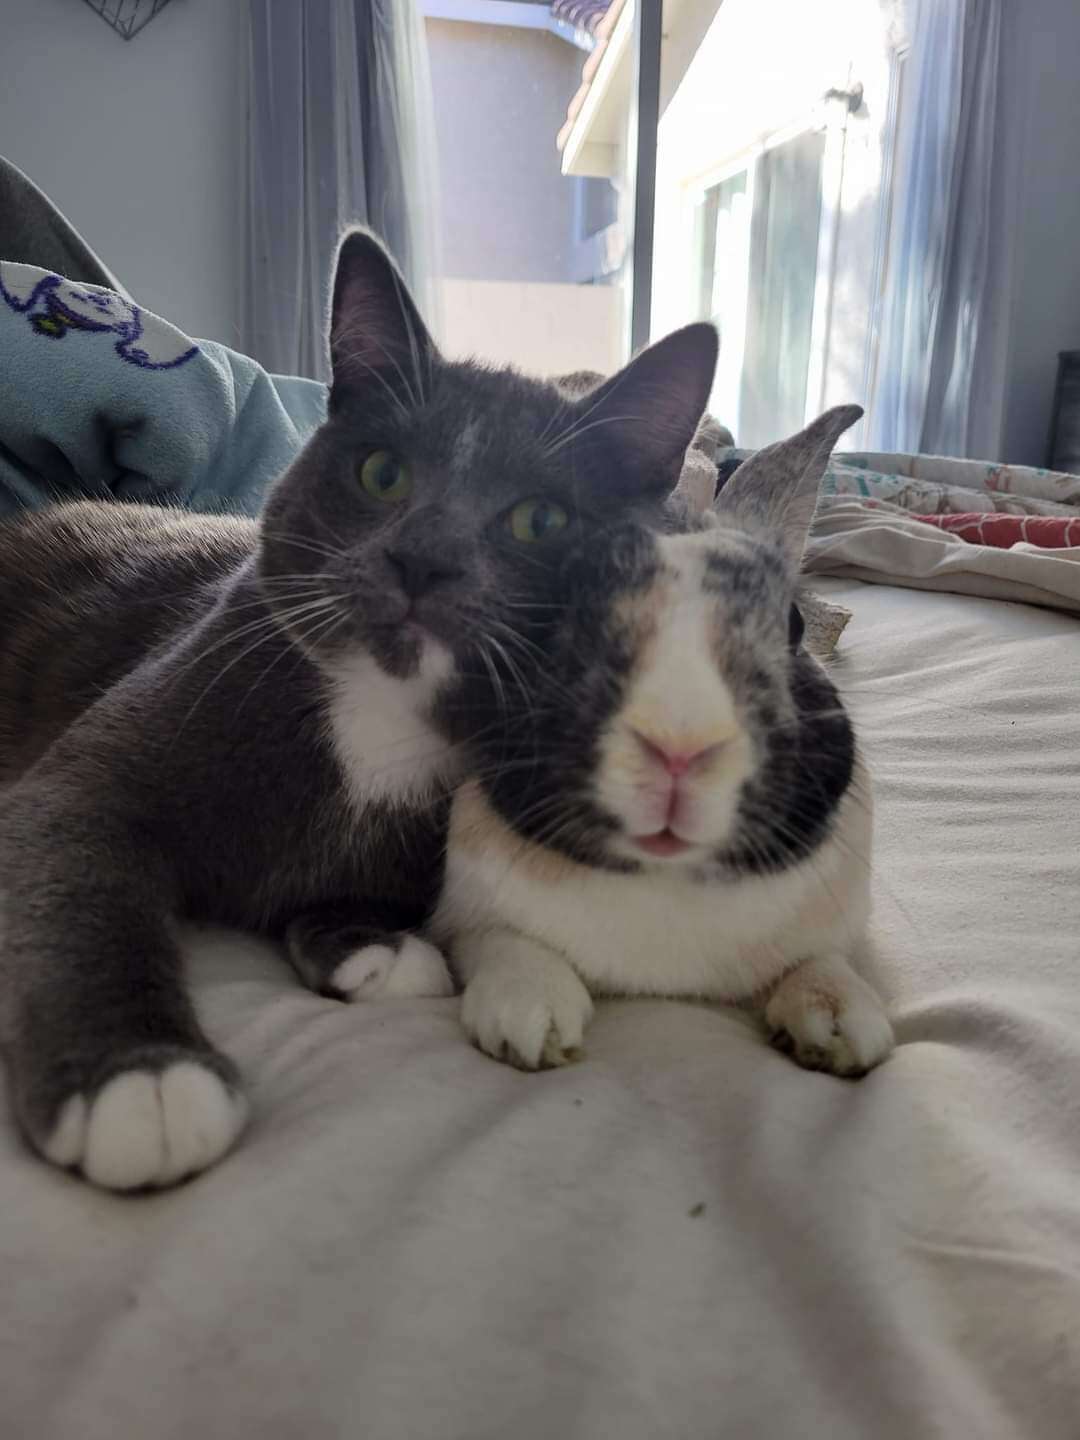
(435, 778, 871, 999)
(326, 647, 459, 807)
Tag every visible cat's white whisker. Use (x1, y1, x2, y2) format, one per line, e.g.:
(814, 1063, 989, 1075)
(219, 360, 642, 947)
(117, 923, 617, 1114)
(169, 603, 320, 683)
(235, 602, 350, 718)
(541, 412, 639, 458)
(333, 343, 411, 419)
(388, 265, 426, 409)
(177, 597, 341, 732)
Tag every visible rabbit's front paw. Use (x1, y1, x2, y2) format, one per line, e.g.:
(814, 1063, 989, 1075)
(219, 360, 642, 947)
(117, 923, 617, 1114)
(765, 956, 893, 1079)
(461, 953, 593, 1071)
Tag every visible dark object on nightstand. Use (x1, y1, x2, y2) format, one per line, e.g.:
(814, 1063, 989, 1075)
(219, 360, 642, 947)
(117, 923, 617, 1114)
(1046, 351, 1080, 475)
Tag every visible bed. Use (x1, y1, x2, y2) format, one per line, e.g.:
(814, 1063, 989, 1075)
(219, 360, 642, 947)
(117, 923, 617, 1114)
(1, 168, 1078, 1431)
(2, 565, 1078, 1439)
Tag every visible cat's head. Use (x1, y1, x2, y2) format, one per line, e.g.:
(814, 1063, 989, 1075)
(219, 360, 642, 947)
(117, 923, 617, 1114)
(437, 405, 863, 876)
(257, 229, 717, 693)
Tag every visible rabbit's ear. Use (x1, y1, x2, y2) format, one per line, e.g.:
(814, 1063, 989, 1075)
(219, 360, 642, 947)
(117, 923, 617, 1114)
(713, 405, 862, 564)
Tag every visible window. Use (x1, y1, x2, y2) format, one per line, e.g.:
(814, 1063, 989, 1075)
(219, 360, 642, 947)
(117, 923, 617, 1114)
(693, 169, 750, 433)
(691, 130, 826, 446)
(644, 0, 905, 446)
(740, 129, 826, 445)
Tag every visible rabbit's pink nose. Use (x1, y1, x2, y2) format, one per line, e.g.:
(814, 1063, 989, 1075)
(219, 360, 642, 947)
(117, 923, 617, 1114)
(631, 730, 724, 777)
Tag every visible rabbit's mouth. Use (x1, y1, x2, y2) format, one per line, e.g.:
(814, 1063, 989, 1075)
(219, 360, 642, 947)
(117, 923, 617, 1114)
(630, 827, 695, 860)
(597, 717, 755, 865)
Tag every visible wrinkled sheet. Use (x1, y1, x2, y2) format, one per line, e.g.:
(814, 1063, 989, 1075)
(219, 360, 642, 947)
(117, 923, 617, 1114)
(2, 577, 1079, 1440)
(807, 497, 1080, 614)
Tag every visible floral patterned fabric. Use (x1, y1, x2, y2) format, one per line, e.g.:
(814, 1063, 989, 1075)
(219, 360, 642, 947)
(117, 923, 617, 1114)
(821, 451, 1080, 520)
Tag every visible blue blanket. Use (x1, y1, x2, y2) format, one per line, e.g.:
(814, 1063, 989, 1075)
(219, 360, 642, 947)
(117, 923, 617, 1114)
(0, 263, 325, 518)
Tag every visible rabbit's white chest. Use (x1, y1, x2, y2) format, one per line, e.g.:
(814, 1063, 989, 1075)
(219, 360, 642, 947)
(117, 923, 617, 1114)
(434, 774, 871, 1001)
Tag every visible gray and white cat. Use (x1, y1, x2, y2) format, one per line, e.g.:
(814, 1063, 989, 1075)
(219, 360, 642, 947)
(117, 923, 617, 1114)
(432, 407, 895, 1077)
(0, 230, 718, 1190)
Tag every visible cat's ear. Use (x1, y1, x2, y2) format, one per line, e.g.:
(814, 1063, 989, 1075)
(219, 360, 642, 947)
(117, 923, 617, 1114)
(569, 324, 718, 496)
(328, 228, 438, 412)
(712, 404, 863, 564)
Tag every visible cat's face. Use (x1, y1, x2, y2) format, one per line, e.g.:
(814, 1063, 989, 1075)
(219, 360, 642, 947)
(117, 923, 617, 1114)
(438, 406, 863, 878)
(257, 230, 717, 695)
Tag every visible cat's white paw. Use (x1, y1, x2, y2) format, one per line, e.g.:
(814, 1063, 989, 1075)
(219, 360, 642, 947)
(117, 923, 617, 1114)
(331, 936, 455, 1001)
(765, 961, 894, 1078)
(41, 1062, 248, 1191)
(461, 959, 594, 1070)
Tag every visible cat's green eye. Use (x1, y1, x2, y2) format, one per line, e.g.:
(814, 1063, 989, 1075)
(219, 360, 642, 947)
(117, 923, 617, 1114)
(508, 498, 569, 543)
(360, 450, 412, 503)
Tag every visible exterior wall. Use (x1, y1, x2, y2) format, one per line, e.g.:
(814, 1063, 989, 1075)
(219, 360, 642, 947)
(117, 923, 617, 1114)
(439, 278, 622, 375)
(425, 16, 583, 283)
(426, 13, 623, 374)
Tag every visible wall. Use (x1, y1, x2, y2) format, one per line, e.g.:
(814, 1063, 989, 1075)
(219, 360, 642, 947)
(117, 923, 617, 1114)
(990, 0, 1080, 466)
(659, 0, 724, 116)
(425, 17, 582, 283)
(0, 0, 246, 347)
(440, 277, 621, 373)
(424, 14, 625, 373)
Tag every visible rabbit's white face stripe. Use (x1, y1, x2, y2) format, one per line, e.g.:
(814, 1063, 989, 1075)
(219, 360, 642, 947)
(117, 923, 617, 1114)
(594, 534, 756, 862)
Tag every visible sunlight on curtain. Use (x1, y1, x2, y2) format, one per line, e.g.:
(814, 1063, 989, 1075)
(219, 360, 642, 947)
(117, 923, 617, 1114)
(868, 0, 1001, 454)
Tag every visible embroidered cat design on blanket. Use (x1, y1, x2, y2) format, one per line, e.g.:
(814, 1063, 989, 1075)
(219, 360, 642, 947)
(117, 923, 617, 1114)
(0, 265, 198, 370)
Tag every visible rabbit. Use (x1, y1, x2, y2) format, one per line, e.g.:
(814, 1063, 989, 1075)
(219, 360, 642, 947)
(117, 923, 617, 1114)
(431, 404, 894, 1079)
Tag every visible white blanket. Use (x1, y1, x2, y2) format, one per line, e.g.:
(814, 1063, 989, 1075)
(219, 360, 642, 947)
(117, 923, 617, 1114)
(2, 576, 1079, 1440)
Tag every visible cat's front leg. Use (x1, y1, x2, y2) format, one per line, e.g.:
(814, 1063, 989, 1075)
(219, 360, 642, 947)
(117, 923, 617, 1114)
(763, 953, 894, 1079)
(0, 786, 247, 1190)
(285, 903, 455, 1002)
(457, 930, 594, 1070)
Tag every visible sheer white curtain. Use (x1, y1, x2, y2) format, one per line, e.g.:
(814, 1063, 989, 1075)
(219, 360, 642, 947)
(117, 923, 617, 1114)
(868, 0, 1001, 455)
(243, 0, 441, 381)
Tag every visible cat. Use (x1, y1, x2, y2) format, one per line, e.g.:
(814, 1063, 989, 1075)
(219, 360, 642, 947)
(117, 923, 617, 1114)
(430, 406, 895, 1078)
(0, 229, 718, 1190)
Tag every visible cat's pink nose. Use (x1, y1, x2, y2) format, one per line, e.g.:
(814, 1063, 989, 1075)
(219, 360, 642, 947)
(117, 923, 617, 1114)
(631, 730, 724, 777)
